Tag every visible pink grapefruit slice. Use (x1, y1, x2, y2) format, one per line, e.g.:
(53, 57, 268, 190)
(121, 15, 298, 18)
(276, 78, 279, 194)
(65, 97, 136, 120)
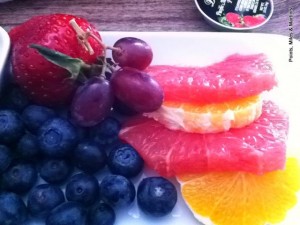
(120, 101, 289, 177)
(147, 53, 277, 104)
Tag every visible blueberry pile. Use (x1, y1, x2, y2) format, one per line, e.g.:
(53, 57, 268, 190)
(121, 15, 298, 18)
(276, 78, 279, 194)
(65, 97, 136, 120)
(0, 85, 178, 225)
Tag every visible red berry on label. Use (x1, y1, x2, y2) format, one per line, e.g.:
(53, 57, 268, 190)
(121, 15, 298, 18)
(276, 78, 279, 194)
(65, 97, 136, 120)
(225, 13, 240, 24)
(243, 15, 266, 27)
(255, 15, 267, 23)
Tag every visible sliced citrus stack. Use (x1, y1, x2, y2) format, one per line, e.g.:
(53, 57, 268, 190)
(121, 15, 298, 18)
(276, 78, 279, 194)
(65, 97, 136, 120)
(145, 53, 277, 134)
(144, 95, 262, 133)
(177, 157, 300, 225)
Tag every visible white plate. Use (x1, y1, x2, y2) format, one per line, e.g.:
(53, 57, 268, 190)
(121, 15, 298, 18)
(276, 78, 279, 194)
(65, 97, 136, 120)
(0, 26, 10, 91)
(17, 32, 299, 225)
(100, 32, 300, 225)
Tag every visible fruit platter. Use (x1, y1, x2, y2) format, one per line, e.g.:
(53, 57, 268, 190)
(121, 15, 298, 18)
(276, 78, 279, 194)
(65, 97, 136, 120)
(0, 14, 300, 225)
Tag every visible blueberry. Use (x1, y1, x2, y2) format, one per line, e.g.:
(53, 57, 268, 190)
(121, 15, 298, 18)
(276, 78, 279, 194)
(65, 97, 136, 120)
(46, 202, 86, 225)
(38, 117, 78, 158)
(137, 177, 177, 217)
(56, 107, 69, 120)
(67, 116, 89, 141)
(91, 117, 121, 146)
(39, 158, 73, 184)
(22, 105, 56, 133)
(87, 202, 115, 225)
(0, 86, 29, 112)
(99, 175, 135, 208)
(27, 184, 65, 218)
(73, 140, 106, 174)
(0, 192, 28, 225)
(76, 126, 89, 141)
(65, 173, 99, 206)
(2, 161, 38, 194)
(107, 143, 144, 178)
(104, 139, 125, 153)
(0, 110, 24, 144)
(16, 133, 40, 160)
(0, 145, 12, 173)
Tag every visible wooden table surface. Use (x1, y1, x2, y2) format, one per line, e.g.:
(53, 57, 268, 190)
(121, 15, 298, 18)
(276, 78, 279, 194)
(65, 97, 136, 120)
(0, 0, 299, 39)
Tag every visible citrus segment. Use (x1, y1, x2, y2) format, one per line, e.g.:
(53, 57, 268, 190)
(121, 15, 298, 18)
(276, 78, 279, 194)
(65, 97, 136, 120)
(144, 95, 262, 133)
(120, 101, 288, 177)
(178, 157, 300, 225)
(147, 53, 277, 104)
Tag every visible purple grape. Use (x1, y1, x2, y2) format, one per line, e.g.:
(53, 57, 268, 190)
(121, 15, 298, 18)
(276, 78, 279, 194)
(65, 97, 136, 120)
(110, 67, 163, 113)
(71, 77, 114, 127)
(112, 37, 153, 70)
(113, 98, 138, 116)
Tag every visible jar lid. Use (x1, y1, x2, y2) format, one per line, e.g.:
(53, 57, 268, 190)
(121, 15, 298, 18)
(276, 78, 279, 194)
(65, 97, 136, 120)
(194, 0, 274, 31)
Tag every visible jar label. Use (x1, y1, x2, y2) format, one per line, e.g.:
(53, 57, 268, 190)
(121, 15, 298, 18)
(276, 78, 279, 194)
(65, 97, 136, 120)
(196, 0, 272, 28)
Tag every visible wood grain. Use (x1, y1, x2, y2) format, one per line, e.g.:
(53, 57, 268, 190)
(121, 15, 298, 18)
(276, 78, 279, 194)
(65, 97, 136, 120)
(0, 0, 299, 39)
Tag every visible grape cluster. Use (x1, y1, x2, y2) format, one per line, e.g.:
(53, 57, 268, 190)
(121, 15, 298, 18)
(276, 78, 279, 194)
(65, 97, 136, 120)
(71, 37, 164, 127)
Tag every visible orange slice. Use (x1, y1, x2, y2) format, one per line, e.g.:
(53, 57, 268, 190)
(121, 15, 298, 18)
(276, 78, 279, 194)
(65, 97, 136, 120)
(144, 95, 262, 133)
(177, 157, 300, 225)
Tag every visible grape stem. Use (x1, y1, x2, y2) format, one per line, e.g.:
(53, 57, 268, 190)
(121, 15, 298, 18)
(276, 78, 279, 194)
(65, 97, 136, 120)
(85, 32, 120, 76)
(69, 19, 120, 77)
(87, 32, 120, 53)
(69, 19, 95, 55)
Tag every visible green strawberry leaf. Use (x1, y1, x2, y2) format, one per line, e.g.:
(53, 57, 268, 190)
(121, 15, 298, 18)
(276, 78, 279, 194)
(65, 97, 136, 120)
(218, 17, 232, 26)
(29, 44, 85, 80)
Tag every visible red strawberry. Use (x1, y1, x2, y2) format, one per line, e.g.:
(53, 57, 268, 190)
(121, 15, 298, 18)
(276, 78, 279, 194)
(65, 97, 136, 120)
(225, 12, 240, 24)
(243, 15, 266, 27)
(9, 14, 104, 106)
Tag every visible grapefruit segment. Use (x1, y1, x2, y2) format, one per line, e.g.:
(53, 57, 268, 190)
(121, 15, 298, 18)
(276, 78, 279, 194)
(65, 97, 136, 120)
(147, 53, 277, 104)
(178, 157, 300, 225)
(120, 101, 289, 177)
(144, 95, 263, 133)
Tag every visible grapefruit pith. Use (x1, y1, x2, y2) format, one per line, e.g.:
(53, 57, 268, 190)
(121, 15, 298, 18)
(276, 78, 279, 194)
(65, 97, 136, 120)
(144, 95, 262, 134)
